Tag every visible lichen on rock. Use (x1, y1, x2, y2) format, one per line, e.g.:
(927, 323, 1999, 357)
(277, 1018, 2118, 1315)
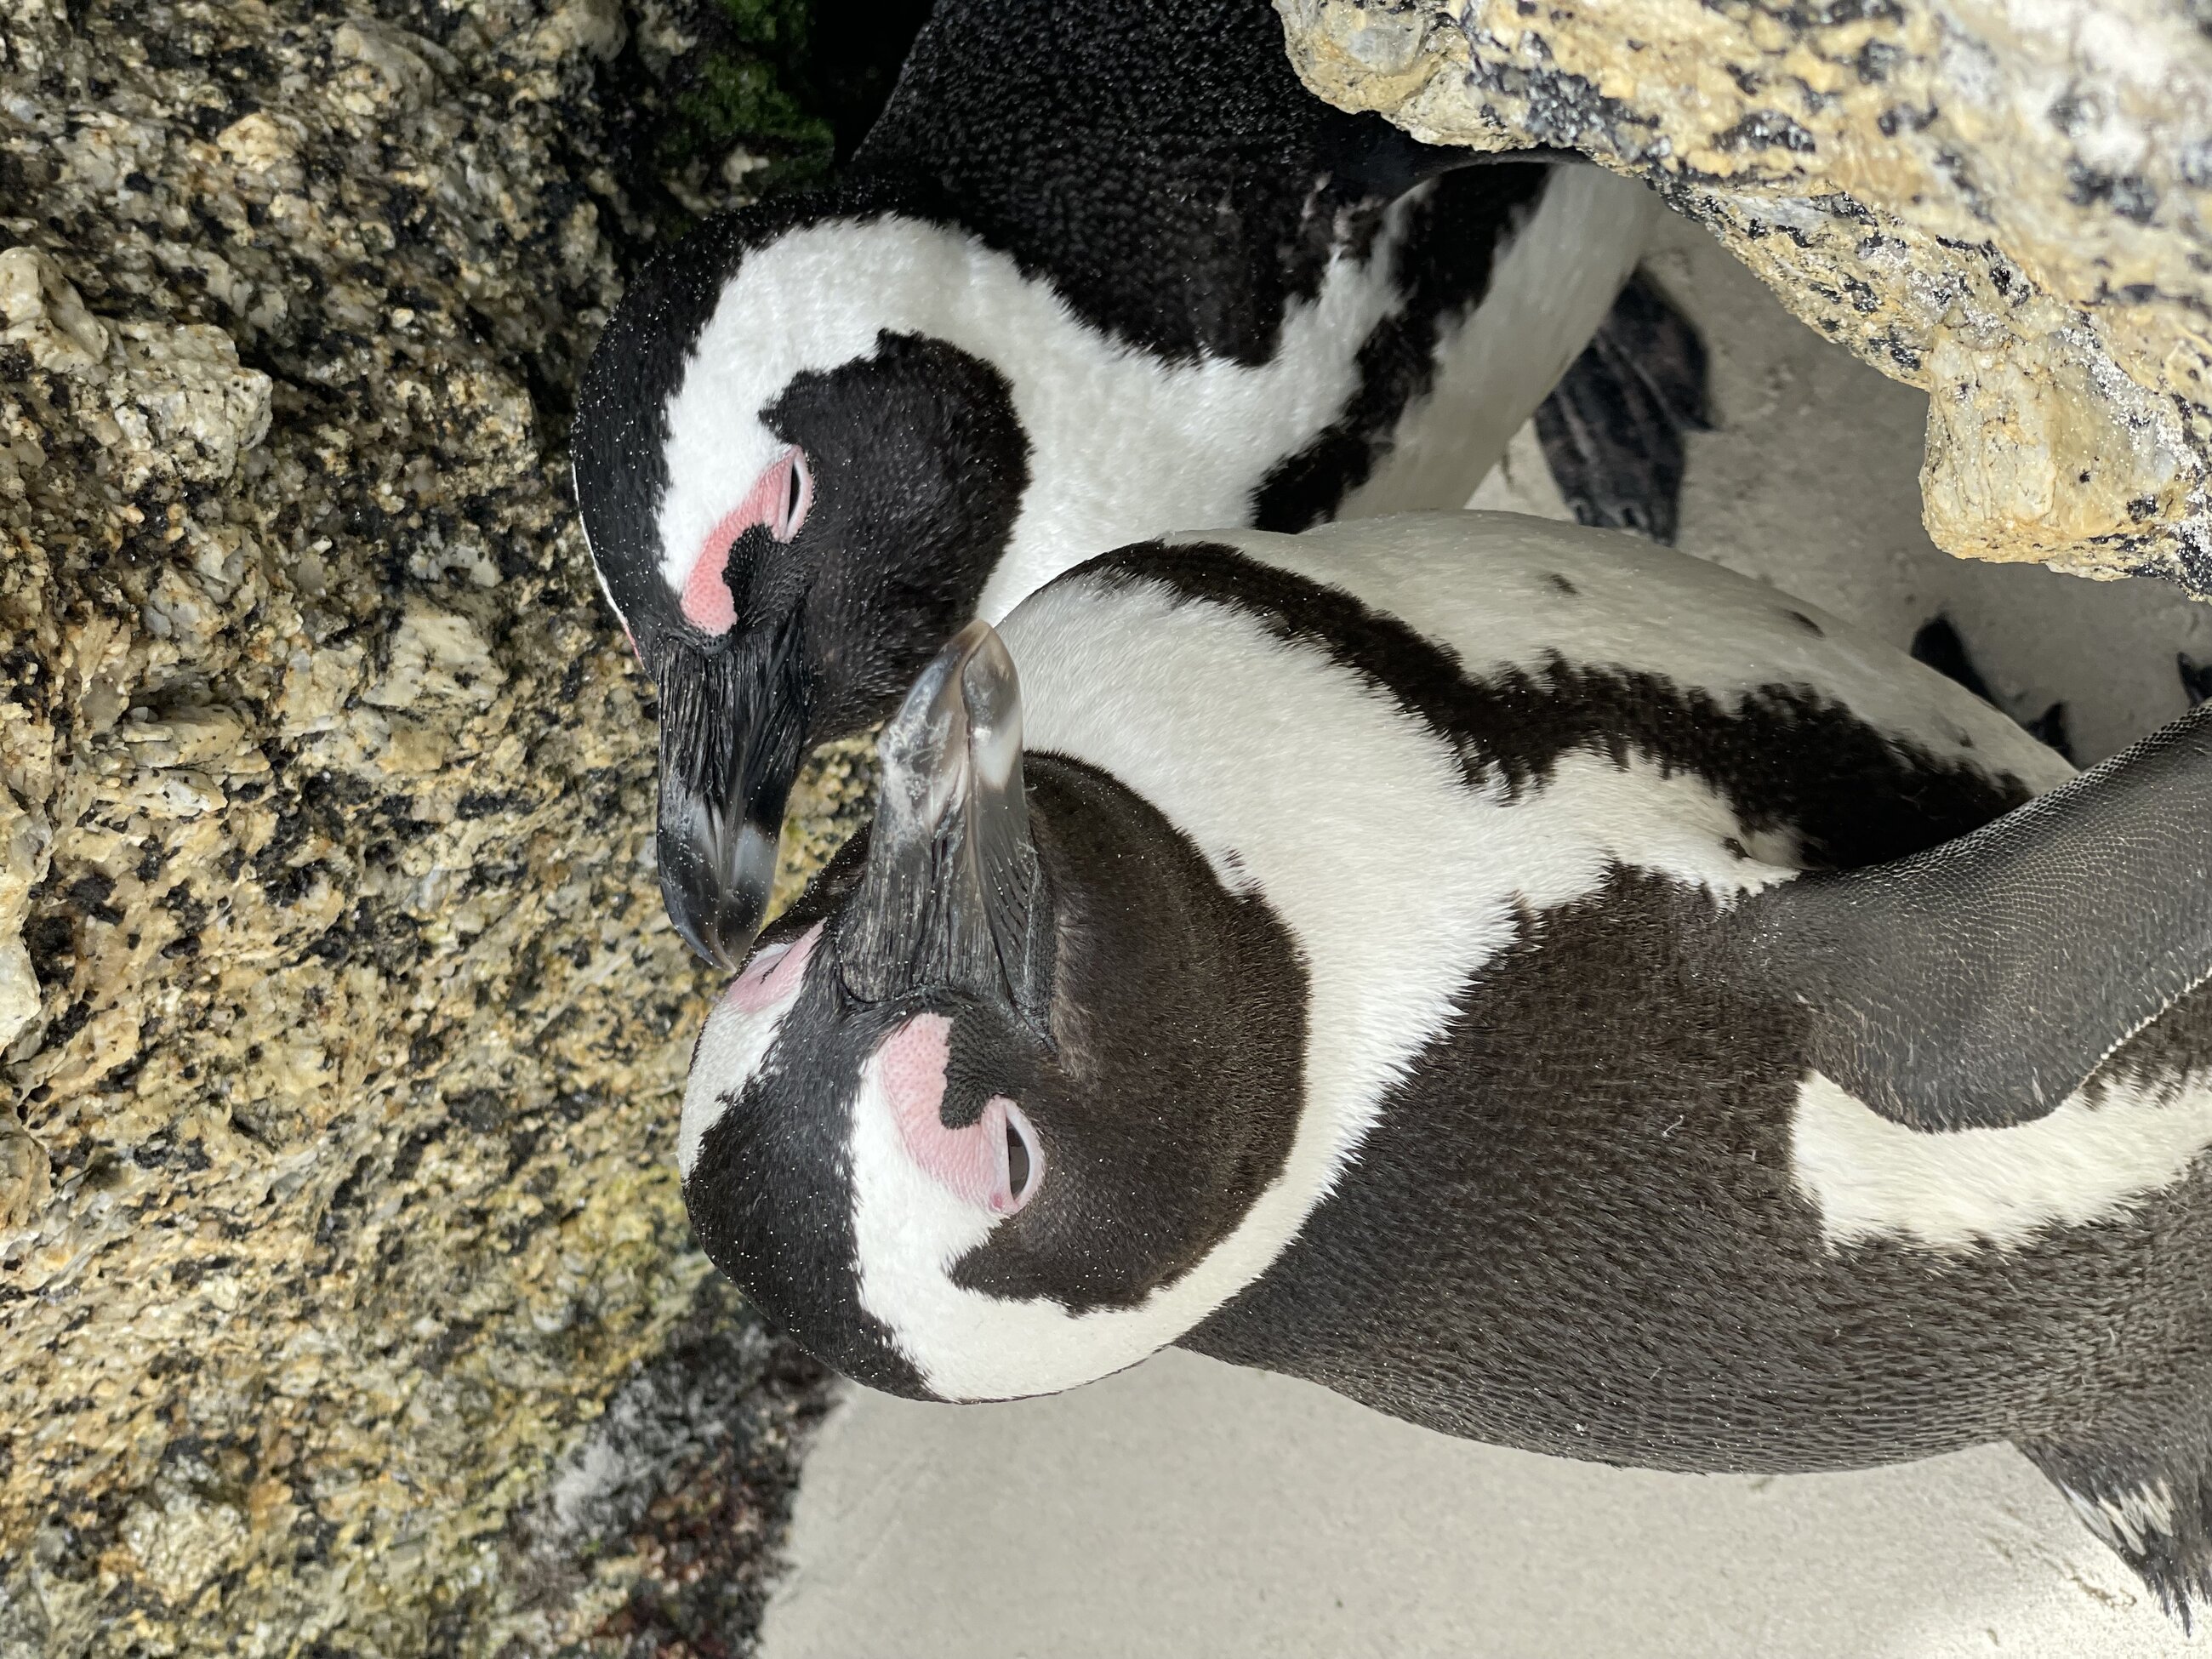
(1277, 0, 2212, 586)
(0, 0, 874, 1651)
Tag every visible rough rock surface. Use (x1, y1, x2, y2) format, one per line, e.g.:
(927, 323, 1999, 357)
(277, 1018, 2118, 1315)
(0, 0, 878, 1652)
(1278, 0, 2212, 586)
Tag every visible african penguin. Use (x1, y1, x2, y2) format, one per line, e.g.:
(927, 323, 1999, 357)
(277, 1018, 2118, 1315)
(681, 510, 2212, 1621)
(572, 0, 1701, 970)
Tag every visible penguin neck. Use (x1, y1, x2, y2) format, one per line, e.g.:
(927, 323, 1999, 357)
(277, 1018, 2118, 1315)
(1024, 753, 1308, 1116)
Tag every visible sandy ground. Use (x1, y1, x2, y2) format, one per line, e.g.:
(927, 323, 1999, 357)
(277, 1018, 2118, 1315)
(755, 208, 2212, 1659)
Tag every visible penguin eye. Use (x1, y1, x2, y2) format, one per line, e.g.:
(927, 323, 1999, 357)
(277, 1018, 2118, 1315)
(1002, 1101, 1042, 1212)
(772, 450, 812, 542)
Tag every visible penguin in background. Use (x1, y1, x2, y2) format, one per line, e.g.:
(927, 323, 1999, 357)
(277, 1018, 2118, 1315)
(572, 0, 1707, 971)
(681, 510, 2212, 1622)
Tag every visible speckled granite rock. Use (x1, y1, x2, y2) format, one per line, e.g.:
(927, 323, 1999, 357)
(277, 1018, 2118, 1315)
(0, 1, 875, 1652)
(1278, 0, 2212, 585)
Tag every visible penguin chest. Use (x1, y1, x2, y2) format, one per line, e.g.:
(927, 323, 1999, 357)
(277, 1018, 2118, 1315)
(977, 248, 1418, 619)
(980, 172, 1637, 617)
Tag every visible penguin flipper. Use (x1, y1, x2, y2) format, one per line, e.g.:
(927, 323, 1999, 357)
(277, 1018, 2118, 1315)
(1721, 700, 2212, 1130)
(1532, 271, 1711, 544)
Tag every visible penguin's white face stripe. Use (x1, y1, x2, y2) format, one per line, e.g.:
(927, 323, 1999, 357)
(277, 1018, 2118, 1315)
(654, 209, 1452, 619)
(1789, 1069, 2212, 1251)
(848, 1034, 1084, 1386)
(679, 922, 821, 1178)
(875, 1014, 1035, 1216)
(846, 571, 1795, 1401)
(677, 446, 811, 633)
(1190, 516, 2078, 797)
(1340, 166, 1654, 517)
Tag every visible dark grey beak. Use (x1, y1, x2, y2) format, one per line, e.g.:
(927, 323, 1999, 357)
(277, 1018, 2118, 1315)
(653, 621, 811, 972)
(837, 619, 1052, 1031)
(656, 765, 784, 972)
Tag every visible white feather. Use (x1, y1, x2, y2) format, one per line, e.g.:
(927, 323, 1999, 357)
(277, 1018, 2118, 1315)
(680, 973, 804, 1179)
(1792, 1069, 2212, 1251)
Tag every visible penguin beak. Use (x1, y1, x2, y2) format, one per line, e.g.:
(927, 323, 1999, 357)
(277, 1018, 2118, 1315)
(836, 620, 1052, 1034)
(656, 764, 786, 973)
(653, 620, 812, 972)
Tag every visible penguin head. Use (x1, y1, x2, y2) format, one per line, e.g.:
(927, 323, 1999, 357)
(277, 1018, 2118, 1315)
(573, 184, 1033, 970)
(676, 621, 1308, 1401)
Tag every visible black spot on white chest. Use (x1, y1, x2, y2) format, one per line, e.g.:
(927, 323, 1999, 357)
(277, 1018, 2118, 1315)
(1090, 542, 2032, 866)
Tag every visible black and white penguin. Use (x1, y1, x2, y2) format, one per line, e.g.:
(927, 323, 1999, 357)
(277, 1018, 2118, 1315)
(680, 510, 2212, 1618)
(572, 0, 1703, 969)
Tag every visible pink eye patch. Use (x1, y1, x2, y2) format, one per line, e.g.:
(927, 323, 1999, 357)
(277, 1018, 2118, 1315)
(726, 921, 821, 1014)
(679, 446, 812, 634)
(878, 1013, 1042, 1216)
